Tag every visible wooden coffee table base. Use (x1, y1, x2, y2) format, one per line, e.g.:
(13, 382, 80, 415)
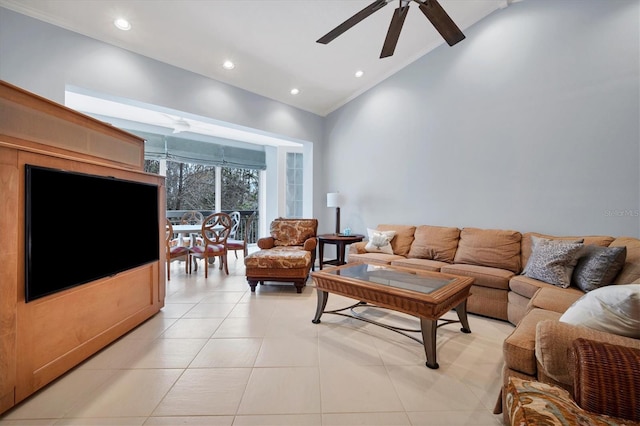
(312, 291, 470, 369)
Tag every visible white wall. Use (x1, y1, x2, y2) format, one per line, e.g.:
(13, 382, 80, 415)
(0, 7, 325, 226)
(2, 1, 639, 239)
(324, 0, 640, 238)
(0, 9, 324, 145)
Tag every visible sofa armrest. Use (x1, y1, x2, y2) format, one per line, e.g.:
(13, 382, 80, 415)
(528, 287, 583, 314)
(535, 320, 640, 386)
(349, 241, 368, 254)
(257, 237, 275, 249)
(304, 237, 317, 251)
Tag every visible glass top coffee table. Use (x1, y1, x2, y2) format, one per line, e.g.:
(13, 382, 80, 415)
(310, 263, 474, 369)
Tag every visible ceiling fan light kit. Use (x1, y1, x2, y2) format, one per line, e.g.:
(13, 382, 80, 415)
(317, 0, 465, 58)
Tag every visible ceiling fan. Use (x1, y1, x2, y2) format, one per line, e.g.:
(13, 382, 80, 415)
(161, 114, 192, 134)
(317, 0, 465, 58)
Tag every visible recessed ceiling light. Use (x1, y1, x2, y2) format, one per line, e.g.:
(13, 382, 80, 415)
(290, 88, 300, 95)
(114, 18, 131, 31)
(222, 60, 235, 70)
(355, 70, 364, 78)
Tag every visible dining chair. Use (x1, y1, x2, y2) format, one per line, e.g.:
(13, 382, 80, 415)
(166, 219, 190, 280)
(229, 211, 241, 239)
(227, 212, 256, 259)
(180, 210, 205, 270)
(189, 212, 233, 277)
(180, 210, 204, 246)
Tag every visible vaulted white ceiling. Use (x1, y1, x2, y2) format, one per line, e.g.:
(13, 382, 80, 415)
(1, 0, 513, 116)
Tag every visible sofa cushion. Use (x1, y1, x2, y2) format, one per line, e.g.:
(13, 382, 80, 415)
(559, 284, 640, 339)
(571, 245, 627, 292)
(376, 224, 416, 257)
(520, 233, 614, 272)
(407, 225, 460, 263)
(527, 286, 584, 314)
(365, 228, 396, 254)
(509, 274, 574, 299)
(609, 237, 640, 284)
(347, 252, 404, 265)
(522, 237, 584, 288)
(245, 247, 311, 269)
(390, 258, 448, 272)
(453, 228, 522, 273)
(440, 263, 514, 290)
(503, 308, 561, 375)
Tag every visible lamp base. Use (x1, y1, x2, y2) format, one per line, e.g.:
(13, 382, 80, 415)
(335, 207, 340, 235)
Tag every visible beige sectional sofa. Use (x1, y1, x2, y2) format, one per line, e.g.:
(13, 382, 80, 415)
(347, 224, 640, 423)
(348, 225, 639, 324)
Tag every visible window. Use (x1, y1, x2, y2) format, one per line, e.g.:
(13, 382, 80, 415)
(221, 167, 259, 211)
(286, 152, 303, 217)
(144, 160, 258, 213)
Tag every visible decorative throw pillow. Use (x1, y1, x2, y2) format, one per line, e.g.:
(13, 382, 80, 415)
(559, 284, 640, 338)
(364, 228, 396, 254)
(571, 245, 627, 292)
(507, 377, 593, 426)
(522, 236, 584, 275)
(523, 236, 584, 288)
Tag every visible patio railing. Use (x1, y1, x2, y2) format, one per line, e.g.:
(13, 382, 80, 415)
(167, 210, 259, 244)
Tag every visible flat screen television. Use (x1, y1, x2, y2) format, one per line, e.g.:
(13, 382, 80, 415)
(25, 164, 160, 302)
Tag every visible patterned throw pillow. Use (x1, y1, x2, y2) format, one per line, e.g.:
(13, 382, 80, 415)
(523, 236, 584, 288)
(506, 377, 630, 426)
(365, 228, 396, 254)
(571, 245, 627, 292)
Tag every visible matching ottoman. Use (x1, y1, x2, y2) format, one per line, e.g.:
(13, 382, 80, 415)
(245, 247, 313, 293)
(244, 217, 318, 294)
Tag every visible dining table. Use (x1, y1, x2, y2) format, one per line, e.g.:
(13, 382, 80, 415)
(170, 223, 224, 246)
(171, 224, 202, 247)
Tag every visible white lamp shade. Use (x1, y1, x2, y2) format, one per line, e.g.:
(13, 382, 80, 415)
(327, 192, 340, 208)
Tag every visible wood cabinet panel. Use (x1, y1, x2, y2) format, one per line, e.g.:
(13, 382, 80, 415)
(0, 80, 166, 413)
(0, 147, 18, 413)
(0, 82, 144, 169)
(16, 265, 159, 400)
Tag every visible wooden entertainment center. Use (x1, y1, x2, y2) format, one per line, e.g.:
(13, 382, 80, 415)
(0, 81, 166, 414)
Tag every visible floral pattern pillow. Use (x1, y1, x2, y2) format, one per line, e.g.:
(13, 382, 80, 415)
(506, 377, 636, 426)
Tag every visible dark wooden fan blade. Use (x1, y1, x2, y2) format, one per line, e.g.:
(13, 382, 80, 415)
(419, 0, 465, 46)
(317, 0, 388, 44)
(380, 5, 409, 58)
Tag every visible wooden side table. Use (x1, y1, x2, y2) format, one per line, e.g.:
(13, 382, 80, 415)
(317, 234, 365, 269)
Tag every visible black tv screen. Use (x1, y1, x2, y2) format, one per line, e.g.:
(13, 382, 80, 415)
(25, 165, 160, 302)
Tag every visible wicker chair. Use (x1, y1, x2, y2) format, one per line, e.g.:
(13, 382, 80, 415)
(244, 218, 318, 293)
(507, 338, 640, 425)
(571, 338, 640, 421)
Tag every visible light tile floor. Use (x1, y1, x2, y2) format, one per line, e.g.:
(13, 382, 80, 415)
(0, 255, 514, 425)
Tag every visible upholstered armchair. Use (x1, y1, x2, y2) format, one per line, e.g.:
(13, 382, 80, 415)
(244, 218, 318, 293)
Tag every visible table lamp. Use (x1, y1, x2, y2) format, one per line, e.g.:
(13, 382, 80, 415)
(326, 192, 341, 235)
